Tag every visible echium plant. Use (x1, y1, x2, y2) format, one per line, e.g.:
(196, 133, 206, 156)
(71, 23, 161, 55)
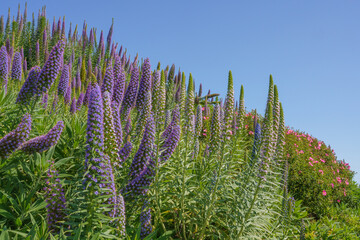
(128, 115, 155, 181)
(57, 64, 69, 97)
(162, 105, 180, 140)
(11, 52, 22, 82)
(184, 73, 195, 135)
(136, 92, 152, 135)
(237, 85, 245, 130)
(0, 45, 9, 92)
(275, 103, 285, 162)
(20, 121, 64, 154)
(136, 58, 151, 110)
(35, 37, 65, 96)
(112, 55, 125, 106)
(44, 160, 66, 233)
(0, 113, 31, 158)
(16, 66, 40, 105)
(223, 70, 234, 137)
(121, 64, 139, 120)
(160, 124, 180, 163)
(272, 85, 280, 144)
(209, 103, 221, 154)
(151, 70, 160, 117)
(102, 91, 120, 167)
(101, 65, 114, 95)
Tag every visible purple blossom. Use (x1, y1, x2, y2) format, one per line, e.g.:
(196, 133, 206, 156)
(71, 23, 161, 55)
(136, 58, 151, 110)
(119, 141, 132, 166)
(103, 91, 119, 165)
(35, 38, 65, 96)
(112, 102, 122, 150)
(76, 93, 84, 110)
(20, 121, 64, 154)
(41, 93, 48, 109)
(57, 64, 69, 97)
(83, 82, 92, 106)
(64, 85, 71, 105)
(162, 105, 180, 140)
(10, 52, 22, 81)
(140, 201, 152, 239)
(0, 114, 31, 158)
(44, 161, 66, 232)
(128, 115, 155, 181)
(0, 46, 9, 92)
(121, 64, 139, 120)
(101, 65, 114, 95)
(16, 66, 41, 104)
(160, 124, 180, 163)
(112, 56, 125, 106)
(70, 97, 77, 114)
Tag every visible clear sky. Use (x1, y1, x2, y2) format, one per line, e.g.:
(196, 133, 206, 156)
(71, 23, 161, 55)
(2, 0, 360, 182)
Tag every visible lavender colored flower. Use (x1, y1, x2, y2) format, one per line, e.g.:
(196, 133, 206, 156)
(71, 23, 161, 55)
(35, 38, 65, 96)
(135, 92, 152, 135)
(101, 65, 114, 95)
(116, 194, 126, 237)
(160, 124, 180, 163)
(112, 102, 122, 150)
(0, 114, 31, 158)
(64, 85, 71, 105)
(119, 141, 132, 166)
(136, 58, 151, 110)
(57, 64, 69, 97)
(195, 104, 203, 137)
(83, 81, 92, 106)
(162, 105, 180, 140)
(41, 93, 48, 109)
(44, 161, 66, 232)
(0, 46, 9, 91)
(70, 97, 77, 114)
(250, 122, 262, 165)
(124, 115, 132, 138)
(128, 115, 155, 181)
(76, 93, 84, 110)
(16, 66, 41, 104)
(51, 94, 58, 114)
(209, 104, 221, 153)
(20, 121, 64, 154)
(140, 200, 152, 239)
(10, 52, 22, 81)
(223, 71, 234, 136)
(112, 56, 125, 106)
(121, 64, 139, 120)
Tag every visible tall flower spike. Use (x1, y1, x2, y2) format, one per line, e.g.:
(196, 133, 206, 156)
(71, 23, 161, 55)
(136, 92, 152, 135)
(184, 73, 195, 133)
(250, 121, 262, 165)
(0, 46, 9, 91)
(76, 93, 84, 110)
(101, 65, 114, 95)
(140, 200, 152, 239)
(35, 38, 65, 96)
(128, 115, 155, 181)
(179, 72, 186, 116)
(259, 101, 274, 179)
(223, 70, 234, 136)
(209, 104, 221, 153)
(275, 103, 285, 162)
(112, 102, 123, 150)
(11, 52, 22, 82)
(162, 105, 180, 140)
(70, 97, 77, 114)
(156, 70, 166, 128)
(264, 75, 274, 120)
(195, 105, 203, 138)
(136, 58, 151, 110)
(42, 93, 48, 109)
(57, 64, 69, 97)
(272, 85, 280, 144)
(119, 141, 132, 166)
(151, 70, 160, 118)
(237, 85, 245, 130)
(44, 161, 66, 232)
(112, 55, 125, 106)
(103, 91, 120, 166)
(64, 85, 71, 105)
(121, 64, 139, 120)
(20, 121, 64, 154)
(16, 66, 41, 105)
(160, 124, 180, 163)
(0, 113, 31, 158)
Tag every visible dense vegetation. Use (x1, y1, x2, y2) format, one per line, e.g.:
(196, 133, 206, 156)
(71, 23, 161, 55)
(0, 4, 359, 239)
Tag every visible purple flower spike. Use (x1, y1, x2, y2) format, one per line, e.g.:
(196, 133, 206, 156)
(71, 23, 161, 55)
(20, 121, 64, 154)
(70, 97, 77, 114)
(119, 141, 132, 166)
(140, 201, 152, 239)
(160, 124, 180, 163)
(76, 93, 84, 110)
(16, 66, 41, 104)
(128, 115, 155, 181)
(121, 64, 139, 120)
(57, 64, 70, 97)
(101, 65, 114, 95)
(44, 161, 66, 232)
(83, 82, 92, 106)
(11, 52, 22, 82)
(0, 113, 32, 158)
(0, 46, 9, 91)
(64, 85, 71, 105)
(112, 56, 125, 106)
(35, 38, 65, 96)
(136, 58, 151, 110)
(112, 102, 123, 150)
(162, 105, 180, 140)
(41, 93, 48, 109)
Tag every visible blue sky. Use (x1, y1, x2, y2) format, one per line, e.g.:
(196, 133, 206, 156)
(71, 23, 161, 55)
(2, 1, 360, 182)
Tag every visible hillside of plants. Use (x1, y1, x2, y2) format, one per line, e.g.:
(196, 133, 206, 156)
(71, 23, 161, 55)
(0, 4, 359, 240)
